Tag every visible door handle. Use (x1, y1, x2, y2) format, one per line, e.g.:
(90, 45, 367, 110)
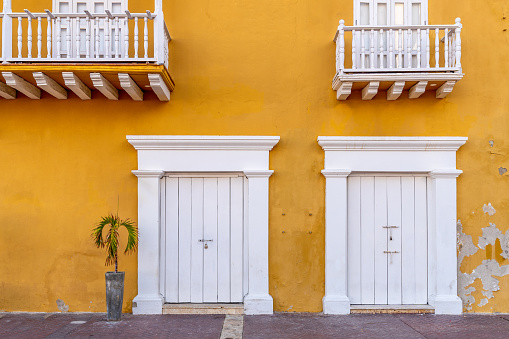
(198, 239, 213, 242)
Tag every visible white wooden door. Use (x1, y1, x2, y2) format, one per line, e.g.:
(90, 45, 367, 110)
(164, 174, 245, 304)
(347, 175, 428, 305)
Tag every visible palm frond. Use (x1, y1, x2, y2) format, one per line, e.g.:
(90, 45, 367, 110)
(92, 211, 138, 268)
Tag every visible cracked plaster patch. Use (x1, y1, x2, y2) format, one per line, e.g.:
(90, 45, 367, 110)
(458, 211, 509, 310)
(56, 299, 69, 312)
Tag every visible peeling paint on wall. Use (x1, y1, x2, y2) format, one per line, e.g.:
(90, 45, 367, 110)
(499, 167, 507, 175)
(56, 299, 69, 312)
(483, 203, 497, 216)
(489, 140, 494, 147)
(458, 209, 509, 311)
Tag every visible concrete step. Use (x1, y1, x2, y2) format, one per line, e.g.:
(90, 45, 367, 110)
(350, 305, 435, 314)
(163, 303, 244, 315)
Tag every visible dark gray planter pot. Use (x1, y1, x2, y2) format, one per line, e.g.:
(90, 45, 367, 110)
(105, 272, 125, 321)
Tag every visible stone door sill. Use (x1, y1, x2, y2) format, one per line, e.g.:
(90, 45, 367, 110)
(350, 305, 435, 314)
(163, 303, 244, 315)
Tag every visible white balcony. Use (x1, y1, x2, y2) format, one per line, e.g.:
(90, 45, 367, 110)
(0, 0, 173, 101)
(333, 18, 463, 101)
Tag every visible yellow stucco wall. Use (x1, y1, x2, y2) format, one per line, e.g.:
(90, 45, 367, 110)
(0, 0, 508, 313)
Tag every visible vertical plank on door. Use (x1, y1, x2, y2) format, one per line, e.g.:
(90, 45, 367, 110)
(360, 177, 375, 304)
(401, 177, 416, 304)
(347, 177, 362, 304)
(415, 176, 428, 304)
(165, 177, 179, 302)
(203, 178, 218, 302)
(374, 177, 388, 304)
(217, 178, 231, 302)
(387, 177, 402, 304)
(190, 178, 204, 303)
(230, 176, 244, 302)
(178, 178, 192, 302)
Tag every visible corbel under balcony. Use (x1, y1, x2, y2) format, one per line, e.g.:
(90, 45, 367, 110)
(332, 18, 463, 101)
(0, 2, 174, 101)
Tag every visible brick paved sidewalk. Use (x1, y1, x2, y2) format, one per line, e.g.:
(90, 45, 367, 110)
(2, 312, 509, 338)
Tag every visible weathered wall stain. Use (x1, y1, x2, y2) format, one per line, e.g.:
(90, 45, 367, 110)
(498, 167, 507, 175)
(458, 205, 509, 311)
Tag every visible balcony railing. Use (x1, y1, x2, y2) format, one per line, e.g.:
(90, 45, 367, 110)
(0, 8, 170, 67)
(332, 18, 463, 100)
(334, 18, 462, 74)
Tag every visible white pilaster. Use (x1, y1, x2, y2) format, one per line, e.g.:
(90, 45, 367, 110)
(429, 169, 463, 315)
(243, 170, 274, 315)
(322, 169, 351, 314)
(132, 170, 165, 315)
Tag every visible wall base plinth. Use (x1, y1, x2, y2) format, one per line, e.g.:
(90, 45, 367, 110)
(432, 295, 463, 315)
(244, 294, 273, 315)
(132, 294, 164, 315)
(323, 295, 351, 314)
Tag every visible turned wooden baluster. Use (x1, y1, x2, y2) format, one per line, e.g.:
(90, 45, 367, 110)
(37, 17, 42, 58)
(379, 29, 384, 68)
(361, 29, 366, 69)
(27, 16, 32, 58)
(124, 17, 129, 58)
(388, 29, 393, 69)
(398, 29, 402, 68)
(17, 17, 22, 58)
(66, 16, 71, 58)
(95, 17, 100, 58)
(444, 28, 449, 68)
(134, 17, 139, 58)
(86, 16, 91, 58)
(114, 17, 120, 58)
(426, 28, 430, 68)
(370, 29, 375, 69)
(406, 28, 411, 68)
(144, 16, 148, 58)
(416, 29, 421, 68)
(46, 17, 51, 58)
(434, 28, 439, 68)
(105, 17, 110, 58)
(56, 17, 61, 58)
(75, 17, 81, 58)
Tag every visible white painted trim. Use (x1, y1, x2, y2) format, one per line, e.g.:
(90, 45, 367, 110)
(318, 136, 467, 315)
(62, 72, 91, 100)
(2, 72, 41, 99)
(33, 72, 68, 99)
(127, 135, 279, 315)
(148, 73, 170, 101)
(90, 72, 118, 100)
(127, 135, 280, 151)
(119, 73, 144, 101)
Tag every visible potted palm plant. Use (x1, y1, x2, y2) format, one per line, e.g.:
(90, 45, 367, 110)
(92, 212, 138, 321)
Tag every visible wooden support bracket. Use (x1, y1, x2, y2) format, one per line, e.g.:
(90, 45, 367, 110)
(148, 74, 171, 101)
(90, 73, 118, 100)
(0, 81, 16, 99)
(337, 82, 353, 101)
(62, 72, 91, 100)
(387, 81, 405, 101)
(119, 73, 144, 101)
(362, 81, 379, 100)
(2, 72, 41, 99)
(33, 72, 67, 99)
(409, 81, 428, 99)
(436, 81, 456, 99)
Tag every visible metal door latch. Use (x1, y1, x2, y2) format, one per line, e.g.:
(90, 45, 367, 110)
(384, 251, 400, 254)
(199, 239, 213, 249)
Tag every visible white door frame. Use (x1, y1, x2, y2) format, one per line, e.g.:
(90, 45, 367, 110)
(318, 136, 467, 315)
(127, 135, 280, 315)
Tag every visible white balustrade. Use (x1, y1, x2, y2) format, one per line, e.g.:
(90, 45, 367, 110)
(0, 8, 169, 65)
(334, 19, 463, 74)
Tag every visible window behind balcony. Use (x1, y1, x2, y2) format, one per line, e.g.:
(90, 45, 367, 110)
(353, 0, 428, 69)
(52, 0, 128, 58)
